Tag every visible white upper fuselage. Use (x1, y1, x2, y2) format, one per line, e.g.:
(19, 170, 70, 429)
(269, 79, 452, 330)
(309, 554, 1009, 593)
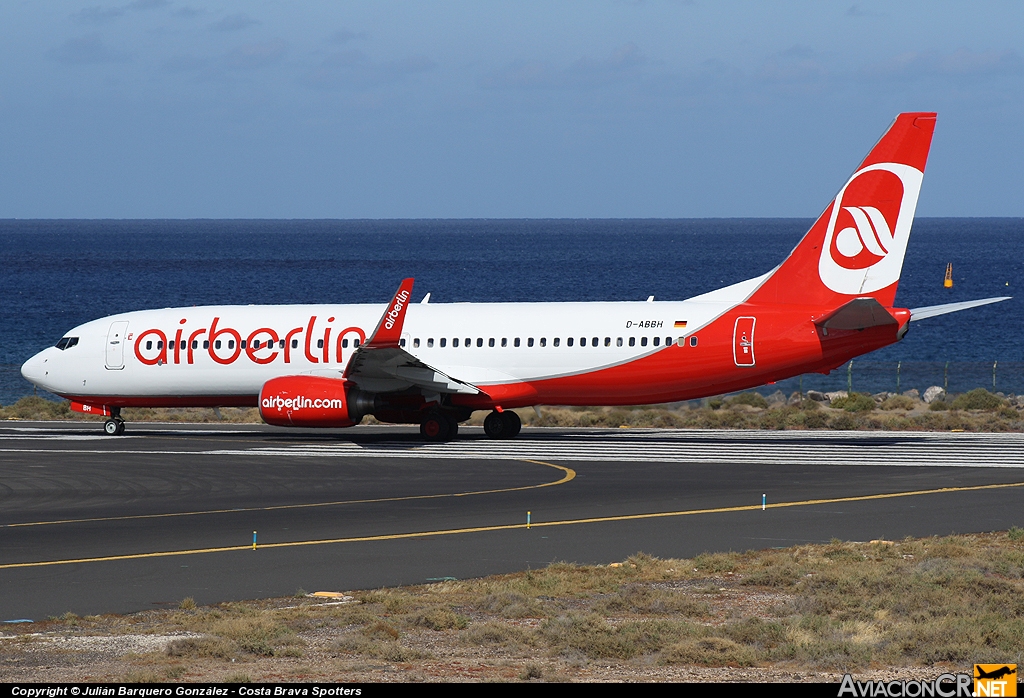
(21, 274, 767, 404)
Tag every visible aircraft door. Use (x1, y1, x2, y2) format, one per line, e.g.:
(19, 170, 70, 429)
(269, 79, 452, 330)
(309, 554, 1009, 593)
(733, 317, 756, 367)
(105, 321, 129, 370)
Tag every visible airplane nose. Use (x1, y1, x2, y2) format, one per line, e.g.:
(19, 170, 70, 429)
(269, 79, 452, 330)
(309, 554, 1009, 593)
(21, 350, 48, 386)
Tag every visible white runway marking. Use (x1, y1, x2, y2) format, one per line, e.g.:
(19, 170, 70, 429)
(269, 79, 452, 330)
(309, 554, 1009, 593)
(3, 428, 1024, 468)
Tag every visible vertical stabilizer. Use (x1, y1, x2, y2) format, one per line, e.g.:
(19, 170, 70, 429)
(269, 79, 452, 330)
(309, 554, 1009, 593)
(751, 112, 936, 309)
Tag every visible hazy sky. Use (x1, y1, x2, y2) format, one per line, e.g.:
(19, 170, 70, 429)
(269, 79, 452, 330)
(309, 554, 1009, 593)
(1, 1, 1021, 218)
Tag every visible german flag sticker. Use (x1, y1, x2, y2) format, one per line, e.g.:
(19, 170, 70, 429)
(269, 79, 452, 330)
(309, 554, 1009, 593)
(674, 320, 687, 328)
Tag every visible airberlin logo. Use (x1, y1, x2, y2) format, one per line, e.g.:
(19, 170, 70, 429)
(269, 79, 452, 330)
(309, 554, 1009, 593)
(383, 290, 410, 331)
(834, 206, 895, 262)
(818, 162, 924, 296)
(261, 395, 344, 411)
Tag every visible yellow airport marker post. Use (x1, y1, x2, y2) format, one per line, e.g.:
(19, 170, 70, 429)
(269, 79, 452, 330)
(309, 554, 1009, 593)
(527, 512, 531, 529)
(253, 531, 257, 550)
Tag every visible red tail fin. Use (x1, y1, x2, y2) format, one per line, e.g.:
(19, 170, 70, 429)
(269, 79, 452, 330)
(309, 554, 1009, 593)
(751, 112, 936, 309)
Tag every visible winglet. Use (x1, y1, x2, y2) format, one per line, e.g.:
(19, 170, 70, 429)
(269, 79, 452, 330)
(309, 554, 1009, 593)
(366, 278, 415, 347)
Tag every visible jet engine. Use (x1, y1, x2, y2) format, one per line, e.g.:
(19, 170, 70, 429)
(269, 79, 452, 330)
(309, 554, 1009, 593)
(258, 375, 375, 428)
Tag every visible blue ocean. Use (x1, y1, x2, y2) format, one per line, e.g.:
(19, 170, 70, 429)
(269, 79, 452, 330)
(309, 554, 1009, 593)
(1, 219, 1022, 405)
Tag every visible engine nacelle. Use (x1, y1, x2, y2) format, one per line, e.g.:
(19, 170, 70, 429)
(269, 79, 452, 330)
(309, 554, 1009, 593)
(259, 375, 372, 428)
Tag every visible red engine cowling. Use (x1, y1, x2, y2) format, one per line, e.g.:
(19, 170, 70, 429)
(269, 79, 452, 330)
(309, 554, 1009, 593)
(259, 375, 360, 428)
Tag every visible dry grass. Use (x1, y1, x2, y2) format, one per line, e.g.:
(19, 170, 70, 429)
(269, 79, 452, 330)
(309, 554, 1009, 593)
(3, 532, 1023, 682)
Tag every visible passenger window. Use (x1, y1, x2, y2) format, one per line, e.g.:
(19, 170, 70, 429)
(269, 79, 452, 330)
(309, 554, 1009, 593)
(592, 337, 599, 347)
(604, 337, 610, 346)
(489, 338, 495, 347)
(215, 340, 222, 349)
(440, 338, 446, 347)
(540, 338, 546, 347)
(528, 338, 534, 347)
(641, 337, 648, 346)
(228, 340, 235, 349)
(629, 337, 635, 346)
(342, 338, 349, 348)
(580, 337, 586, 347)
(252, 340, 260, 350)
(514, 338, 521, 347)
(617, 337, 623, 347)
(465, 337, 471, 347)
(146, 341, 153, 350)
(553, 338, 560, 347)
(239, 340, 245, 349)
(400, 338, 406, 347)
(291, 339, 298, 349)
(278, 340, 284, 349)
(453, 338, 459, 347)
(501, 338, 507, 347)
(414, 338, 420, 348)
(427, 338, 434, 348)
(567, 337, 574, 347)
(204, 340, 211, 349)
(653, 337, 660, 346)
(192, 340, 198, 350)
(157, 341, 164, 350)
(353, 338, 360, 347)
(476, 338, 483, 347)
(667, 336, 673, 346)
(690, 336, 698, 347)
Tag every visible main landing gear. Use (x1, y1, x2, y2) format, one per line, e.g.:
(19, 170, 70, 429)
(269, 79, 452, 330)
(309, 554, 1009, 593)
(483, 410, 521, 439)
(103, 408, 125, 436)
(420, 410, 460, 442)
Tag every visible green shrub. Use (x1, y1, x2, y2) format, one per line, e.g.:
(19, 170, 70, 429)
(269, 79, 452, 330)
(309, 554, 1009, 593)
(950, 388, 1006, 411)
(728, 392, 768, 409)
(929, 400, 950, 412)
(831, 393, 875, 412)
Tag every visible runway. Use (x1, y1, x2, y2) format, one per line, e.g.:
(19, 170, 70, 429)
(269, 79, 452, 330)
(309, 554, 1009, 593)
(2, 421, 1023, 620)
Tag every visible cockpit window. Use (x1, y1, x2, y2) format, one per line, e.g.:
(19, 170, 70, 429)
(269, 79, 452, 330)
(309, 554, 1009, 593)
(55, 336, 79, 350)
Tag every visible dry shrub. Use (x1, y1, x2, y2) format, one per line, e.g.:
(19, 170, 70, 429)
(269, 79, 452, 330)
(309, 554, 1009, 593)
(166, 636, 234, 659)
(728, 392, 768, 409)
(539, 613, 697, 659)
(208, 616, 299, 657)
(407, 607, 468, 631)
(660, 636, 756, 667)
(461, 621, 533, 647)
(595, 586, 711, 618)
(881, 395, 917, 410)
(476, 591, 544, 618)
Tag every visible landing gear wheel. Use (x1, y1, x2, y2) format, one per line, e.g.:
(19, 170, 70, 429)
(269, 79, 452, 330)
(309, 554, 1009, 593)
(483, 411, 506, 439)
(420, 412, 451, 442)
(103, 419, 125, 436)
(444, 414, 460, 438)
(501, 410, 521, 438)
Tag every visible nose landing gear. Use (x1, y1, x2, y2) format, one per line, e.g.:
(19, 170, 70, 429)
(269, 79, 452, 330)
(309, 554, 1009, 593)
(103, 407, 125, 436)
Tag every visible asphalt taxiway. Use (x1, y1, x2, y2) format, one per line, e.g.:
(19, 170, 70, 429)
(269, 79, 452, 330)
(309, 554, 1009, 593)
(1, 421, 1023, 620)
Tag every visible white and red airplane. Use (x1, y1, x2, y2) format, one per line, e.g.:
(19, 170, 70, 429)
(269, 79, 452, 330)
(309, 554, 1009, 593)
(20, 112, 1009, 439)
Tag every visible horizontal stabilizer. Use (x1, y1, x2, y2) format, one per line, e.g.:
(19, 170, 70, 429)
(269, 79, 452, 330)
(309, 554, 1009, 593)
(814, 297, 896, 332)
(909, 296, 1011, 322)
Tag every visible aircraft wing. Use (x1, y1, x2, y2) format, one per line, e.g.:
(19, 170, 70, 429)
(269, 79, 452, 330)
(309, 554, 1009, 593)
(343, 278, 481, 395)
(909, 296, 1011, 321)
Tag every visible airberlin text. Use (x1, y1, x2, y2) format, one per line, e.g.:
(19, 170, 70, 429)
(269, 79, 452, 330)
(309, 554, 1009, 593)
(261, 396, 343, 411)
(133, 316, 366, 368)
(838, 673, 972, 697)
(383, 289, 410, 331)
